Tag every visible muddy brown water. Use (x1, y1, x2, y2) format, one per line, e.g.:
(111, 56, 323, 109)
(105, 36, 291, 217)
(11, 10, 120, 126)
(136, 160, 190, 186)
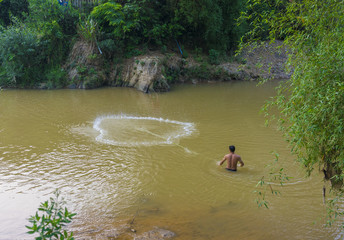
(0, 81, 343, 239)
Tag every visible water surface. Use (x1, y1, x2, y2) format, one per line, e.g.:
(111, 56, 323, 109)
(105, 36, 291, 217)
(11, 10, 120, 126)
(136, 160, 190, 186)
(0, 82, 342, 239)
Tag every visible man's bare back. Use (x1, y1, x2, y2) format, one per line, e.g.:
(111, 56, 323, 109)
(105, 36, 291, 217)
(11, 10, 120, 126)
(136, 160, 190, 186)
(218, 145, 244, 171)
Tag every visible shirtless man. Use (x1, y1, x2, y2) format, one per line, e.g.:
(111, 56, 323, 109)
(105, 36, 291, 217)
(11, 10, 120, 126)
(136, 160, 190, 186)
(218, 145, 244, 171)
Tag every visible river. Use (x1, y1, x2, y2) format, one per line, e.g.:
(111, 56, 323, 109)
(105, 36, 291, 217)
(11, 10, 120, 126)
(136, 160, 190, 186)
(0, 81, 343, 239)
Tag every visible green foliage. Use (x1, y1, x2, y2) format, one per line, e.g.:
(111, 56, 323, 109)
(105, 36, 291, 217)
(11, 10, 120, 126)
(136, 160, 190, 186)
(83, 74, 103, 89)
(77, 16, 98, 44)
(26, 189, 76, 240)
(208, 49, 220, 65)
(238, 0, 288, 43)
(28, 0, 79, 65)
(46, 67, 67, 89)
(174, 0, 246, 51)
(98, 38, 118, 59)
(28, 0, 79, 36)
(0, 24, 45, 87)
(0, 0, 29, 26)
(0, 0, 79, 88)
(40, 20, 65, 65)
(242, 0, 344, 189)
(91, 0, 245, 55)
(162, 66, 180, 84)
(181, 61, 230, 82)
(185, 62, 212, 80)
(124, 47, 142, 58)
(91, 2, 139, 39)
(254, 152, 291, 209)
(75, 63, 104, 89)
(325, 192, 344, 227)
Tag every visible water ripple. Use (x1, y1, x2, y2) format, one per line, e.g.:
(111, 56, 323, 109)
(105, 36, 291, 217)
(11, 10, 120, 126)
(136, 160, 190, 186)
(93, 114, 195, 149)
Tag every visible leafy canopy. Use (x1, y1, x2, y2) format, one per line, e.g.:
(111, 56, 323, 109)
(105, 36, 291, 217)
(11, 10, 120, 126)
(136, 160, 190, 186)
(0, 0, 29, 26)
(91, 0, 246, 53)
(241, 0, 344, 189)
(0, 25, 45, 87)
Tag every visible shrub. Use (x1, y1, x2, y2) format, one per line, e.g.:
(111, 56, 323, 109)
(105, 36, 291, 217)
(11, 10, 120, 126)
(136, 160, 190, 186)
(208, 49, 220, 65)
(46, 67, 67, 89)
(28, 0, 79, 65)
(0, 25, 45, 87)
(185, 62, 211, 80)
(0, 0, 29, 26)
(84, 74, 103, 89)
(26, 189, 76, 240)
(77, 16, 98, 44)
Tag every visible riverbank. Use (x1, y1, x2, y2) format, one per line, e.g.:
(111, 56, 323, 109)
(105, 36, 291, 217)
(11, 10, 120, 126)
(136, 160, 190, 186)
(60, 40, 290, 93)
(0, 40, 290, 93)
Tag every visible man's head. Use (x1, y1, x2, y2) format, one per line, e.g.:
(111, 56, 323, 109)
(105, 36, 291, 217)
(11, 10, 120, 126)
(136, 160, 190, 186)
(229, 145, 235, 153)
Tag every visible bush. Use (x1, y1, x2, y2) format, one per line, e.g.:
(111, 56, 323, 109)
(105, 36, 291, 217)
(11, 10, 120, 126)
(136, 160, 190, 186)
(0, 0, 80, 88)
(0, 0, 29, 26)
(185, 62, 211, 80)
(28, 0, 79, 37)
(208, 49, 220, 65)
(0, 25, 45, 87)
(28, 0, 79, 65)
(26, 189, 76, 240)
(84, 74, 103, 89)
(46, 67, 67, 89)
(77, 16, 98, 44)
(163, 66, 180, 84)
(98, 38, 119, 59)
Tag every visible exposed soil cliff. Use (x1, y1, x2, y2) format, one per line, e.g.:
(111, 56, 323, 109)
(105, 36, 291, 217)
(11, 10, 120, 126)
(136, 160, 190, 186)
(121, 55, 170, 93)
(65, 40, 290, 92)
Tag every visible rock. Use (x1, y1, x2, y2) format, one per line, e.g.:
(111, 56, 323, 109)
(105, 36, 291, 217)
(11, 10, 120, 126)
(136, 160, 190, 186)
(220, 64, 251, 81)
(236, 70, 251, 81)
(239, 40, 292, 80)
(65, 40, 107, 89)
(38, 82, 48, 89)
(67, 83, 77, 89)
(122, 56, 170, 93)
(134, 227, 176, 240)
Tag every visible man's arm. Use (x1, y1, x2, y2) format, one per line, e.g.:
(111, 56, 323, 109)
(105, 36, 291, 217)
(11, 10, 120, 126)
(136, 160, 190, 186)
(218, 156, 226, 166)
(238, 157, 244, 167)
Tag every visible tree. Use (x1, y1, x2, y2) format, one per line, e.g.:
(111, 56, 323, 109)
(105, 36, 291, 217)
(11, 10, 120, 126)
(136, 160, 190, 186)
(241, 0, 344, 189)
(91, 2, 139, 40)
(0, 0, 79, 87)
(0, 24, 45, 87)
(91, 0, 178, 52)
(0, 0, 29, 26)
(91, 0, 246, 54)
(173, 0, 245, 51)
(30, 0, 79, 67)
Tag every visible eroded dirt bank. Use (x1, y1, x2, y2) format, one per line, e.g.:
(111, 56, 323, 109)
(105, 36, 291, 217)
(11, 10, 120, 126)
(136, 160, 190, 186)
(63, 40, 290, 92)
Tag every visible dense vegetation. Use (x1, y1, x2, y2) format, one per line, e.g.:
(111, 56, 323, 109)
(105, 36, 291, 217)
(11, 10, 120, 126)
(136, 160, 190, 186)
(0, 0, 247, 88)
(0, 0, 79, 87)
(241, 0, 344, 221)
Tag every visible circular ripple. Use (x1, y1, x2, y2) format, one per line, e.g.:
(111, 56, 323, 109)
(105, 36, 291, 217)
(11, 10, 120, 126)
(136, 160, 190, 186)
(93, 114, 195, 147)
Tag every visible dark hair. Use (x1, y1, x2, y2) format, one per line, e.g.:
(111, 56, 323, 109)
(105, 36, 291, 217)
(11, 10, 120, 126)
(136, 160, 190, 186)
(229, 145, 235, 152)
